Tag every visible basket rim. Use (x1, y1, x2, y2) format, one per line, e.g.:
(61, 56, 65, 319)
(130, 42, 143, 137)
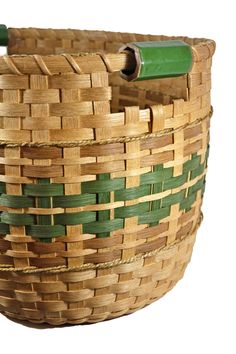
(0, 28, 216, 75)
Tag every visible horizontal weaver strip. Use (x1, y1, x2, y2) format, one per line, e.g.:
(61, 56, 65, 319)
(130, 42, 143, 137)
(0, 175, 206, 238)
(0, 109, 212, 148)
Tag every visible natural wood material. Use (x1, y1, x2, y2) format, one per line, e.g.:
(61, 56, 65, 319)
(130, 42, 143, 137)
(0, 28, 215, 325)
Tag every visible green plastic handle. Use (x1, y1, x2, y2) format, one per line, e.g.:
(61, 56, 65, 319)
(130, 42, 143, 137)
(120, 40, 193, 81)
(0, 24, 8, 46)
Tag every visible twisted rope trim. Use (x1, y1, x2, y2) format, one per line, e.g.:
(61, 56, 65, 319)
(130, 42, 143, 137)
(0, 109, 212, 148)
(0, 212, 203, 274)
(1, 52, 121, 76)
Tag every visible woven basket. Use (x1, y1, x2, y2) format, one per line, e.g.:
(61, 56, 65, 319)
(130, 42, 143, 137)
(0, 26, 215, 326)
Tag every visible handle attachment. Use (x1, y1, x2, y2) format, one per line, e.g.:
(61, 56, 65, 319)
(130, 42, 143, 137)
(119, 40, 193, 82)
(0, 25, 8, 46)
(0, 27, 192, 81)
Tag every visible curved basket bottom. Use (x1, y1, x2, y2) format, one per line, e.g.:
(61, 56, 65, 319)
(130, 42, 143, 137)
(0, 229, 197, 326)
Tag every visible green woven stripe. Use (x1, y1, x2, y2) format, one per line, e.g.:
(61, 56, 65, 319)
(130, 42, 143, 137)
(163, 173, 188, 190)
(82, 178, 125, 193)
(0, 147, 209, 241)
(115, 201, 150, 218)
(162, 190, 186, 208)
(191, 163, 205, 179)
(115, 184, 151, 201)
(183, 155, 201, 173)
(26, 225, 65, 238)
(191, 151, 208, 178)
(53, 193, 96, 208)
(113, 168, 180, 202)
(0, 182, 6, 194)
(188, 177, 205, 195)
(180, 193, 197, 210)
(0, 25, 8, 46)
(83, 219, 123, 234)
(180, 179, 206, 210)
(0, 210, 96, 226)
(0, 194, 34, 208)
(1, 212, 35, 225)
(24, 183, 64, 196)
(140, 167, 173, 185)
(54, 211, 96, 225)
(96, 173, 110, 237)
(0, 222, 9, 234)
(82, 168, 174, 194)
(139, 206, 170, 224)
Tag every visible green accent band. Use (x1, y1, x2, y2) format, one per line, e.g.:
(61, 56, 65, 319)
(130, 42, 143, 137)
(140, 167, 173, 185)
(0, 182, 6, 194)
(139, 206, 170, 224)
(115, 184, 151, 201)
(163, 173, 188, 191)
(54, 211, 96, 225)
(0, 194, 34, 208)
(162, 190, 186, 208)
(1, 212, 35, 225)
(83, 219, 124, 234)
(0, 147, 209, 241)
(191, 163, 205, 179)
(24, 183, 64, 196)
(26, 225, 66, 239)
(115, 201, 150, 219)
(188, 177, 205, 195)
(183, 155, 201, 173)
(0, 211, 97, 226)
(0, 25, 8, 46)
(0, 222, 9, 234)
(122, 40, 192, 81)
(180, 193, 196, 210)
(53, 193, 96, 208)
(82, 178, 125, 194)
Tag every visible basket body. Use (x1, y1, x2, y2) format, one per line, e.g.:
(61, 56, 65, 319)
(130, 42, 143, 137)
(0, 29, 215, 325)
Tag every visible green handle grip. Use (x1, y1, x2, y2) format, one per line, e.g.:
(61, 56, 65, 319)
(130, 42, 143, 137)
(0, 24, 8, 46)
(120, 40, 193, 81)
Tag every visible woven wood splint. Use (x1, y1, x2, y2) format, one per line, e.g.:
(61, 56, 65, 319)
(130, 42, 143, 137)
(0, 27, 215, 325)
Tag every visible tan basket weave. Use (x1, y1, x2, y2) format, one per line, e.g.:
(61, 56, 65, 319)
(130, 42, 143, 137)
(0, 28, 215, 325)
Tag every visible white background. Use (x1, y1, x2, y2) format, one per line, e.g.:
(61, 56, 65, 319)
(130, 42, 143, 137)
(0, 1, 235, 353)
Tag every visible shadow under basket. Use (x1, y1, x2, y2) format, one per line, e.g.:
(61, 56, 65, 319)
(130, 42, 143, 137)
(0, 27, 215, 325)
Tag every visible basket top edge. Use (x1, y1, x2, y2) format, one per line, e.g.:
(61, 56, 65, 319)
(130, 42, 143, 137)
(6, 27, 216, 55)
(0, 28, 215, 75)
(7, 27, 215, 41)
